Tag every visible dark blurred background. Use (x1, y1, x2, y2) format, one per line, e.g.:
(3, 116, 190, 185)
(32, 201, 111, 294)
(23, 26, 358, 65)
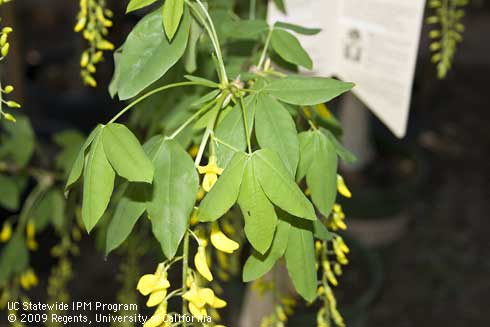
(1, 0, 489, 326)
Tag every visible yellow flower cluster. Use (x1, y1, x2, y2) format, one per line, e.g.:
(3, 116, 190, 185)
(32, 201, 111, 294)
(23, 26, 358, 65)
(74, 0, 114, 87)
(327, 204, 347, 231)
(316, 285, 345, 327)
(198, 156, 224, 192)
(194, 225, 239, 282)
(183, 274, 227, 320)
(19, 269, 38, 290)
(260, 297, 296, 327)
(0, 5, 21, 122)
(136, 263, 171, 327)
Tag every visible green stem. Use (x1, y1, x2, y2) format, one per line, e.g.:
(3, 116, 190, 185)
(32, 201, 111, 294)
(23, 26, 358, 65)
(194, 92, 228, 166)
(107, 81, 199, 124)
(239, 96, 252, 154)
(181, 231, 190, 327)
(169, 98, 218, 139)
(249, 0, 256, 20)
(258, 27, 273, 69)
(186, 0, 228, 85)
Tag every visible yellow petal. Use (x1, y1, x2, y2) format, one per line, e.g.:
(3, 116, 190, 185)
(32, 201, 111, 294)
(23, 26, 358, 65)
(26, 222, 35, 238)
(194, 246, 213, 281)
(137, 275, 159, 296)
(210, 295, 227, 309)
(337, 175, 352, 198)
(188, 302, 207, 320)
(183, 286, 207, 308)
(210, 227, 239, 254)
(202, 173, 218, 192)
(144, 303, 167, 327)
(146, 289, 167, 307)
(199, 288, 215, 305)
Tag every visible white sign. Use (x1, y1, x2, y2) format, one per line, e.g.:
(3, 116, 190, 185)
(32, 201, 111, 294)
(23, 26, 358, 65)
(268, 0, 426, 138)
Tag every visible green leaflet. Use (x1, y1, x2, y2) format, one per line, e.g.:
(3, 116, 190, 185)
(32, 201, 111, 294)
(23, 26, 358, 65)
(253, 149, 316, 220)
(242, 219, 290, 282)
(162, 0, 185, 41)
(238, 159, 278, 254)
(296, 131, 315, 182)
(0, 115, 34, 168)
(82, 131, 115, 233)
(102, 123, 154, 183)
(65, 125, 102, 194)
(313, 218, 333, 241)
(109, 47, 123, 98)
(273, 0, 286, 13)
(32, 189, 65, 232)
(322, 128, 357, 164)
(214, 96, 256, 169)
(271, 28, 312, 69)
(224, 20, 269, 40)
(184, 75, 219, 88)
(306, 131, 338, 216)
(183, 16, 203, 73)
(146, 139, 199, 259)
(126, 0, 157, 13)
(105, 183, 149, 256)
(53, 130, 85, 177)
(274, 22, 321, 35)
(0, 234, 29, 283)
(115, 7, 191, 100)
(264, 76, 354, 106)
(198, 152, 248, 222)
(255, 93, 299, 176)
(284, 219, 317, 302)
(0, 175, 21, 211)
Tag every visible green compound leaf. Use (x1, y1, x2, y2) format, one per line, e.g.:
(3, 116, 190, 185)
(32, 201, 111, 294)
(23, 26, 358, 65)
(273, 0, 287, 13)
(242, 219, 290, 282)
(126, 0, 158, 13)
(198, 152, 248, 222)
(65, 125, 103, 193)
(253, 149, 316, 220)
(306, 131, 338, 216)
(275, 22, 321, 35)
(255, 93, 299, 177)
(32, 189, 65, 232)
(53, 130, 85, 177)
(116, 6, 191, 100)
(284, 218, 317, 302)
(146, 139, 199, 259)
(271, 28, 312, 69)
(313, 219, 333, 241)
(0, 115, 35, 168)
(264, 76, 354, 106)
(238, 160, 278, 255)
(321, 128, 357, 164)
(82, 131, 115, 233)
(162, 0, 185, 41)
(105, 183, 150, 256)
(102, 123, 154, 183)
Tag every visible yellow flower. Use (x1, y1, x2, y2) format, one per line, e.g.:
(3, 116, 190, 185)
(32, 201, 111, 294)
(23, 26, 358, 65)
(316, 103, 333, 119)
(337, 175, 352, 198)
(194, 246, 213, 281)
(0, 222, 12, 242)
(183, 282, 227, 320)
(210, 224, 239, 254)
(137, 263, 171, 307)
(197, 156, 223, 192)
(144, 302, 169, 327)
(19, 269, 38, 290)
(26, 221, 38, 251)
(328, 204, 347, 231)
